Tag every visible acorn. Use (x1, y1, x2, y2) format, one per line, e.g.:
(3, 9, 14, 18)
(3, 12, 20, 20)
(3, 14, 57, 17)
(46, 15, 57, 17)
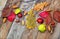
(24, 11, 27, 16)
(47, 26, 54, 34)
(21, 20, 25, 25)
(12, 5, 18, 9)
(3, 17, 7, 23)
(47, 26, 51, 32)
(15, 20, 20, 23)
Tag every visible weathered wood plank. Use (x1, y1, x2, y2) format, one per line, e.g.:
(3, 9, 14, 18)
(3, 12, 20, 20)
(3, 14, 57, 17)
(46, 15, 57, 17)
(0, 0, 60, 39)
(0, 21, 12, 39)
(7, 16, 26, 39)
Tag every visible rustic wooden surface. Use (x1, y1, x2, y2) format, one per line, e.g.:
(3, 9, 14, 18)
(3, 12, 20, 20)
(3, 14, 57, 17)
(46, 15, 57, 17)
(0, 0, 60, 39)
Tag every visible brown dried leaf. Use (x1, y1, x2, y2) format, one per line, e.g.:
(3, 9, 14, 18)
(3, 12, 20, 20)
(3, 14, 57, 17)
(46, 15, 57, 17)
(45, 14, 52, 25)
(53, 10, 60, 23)
(2, 6, 12, 17)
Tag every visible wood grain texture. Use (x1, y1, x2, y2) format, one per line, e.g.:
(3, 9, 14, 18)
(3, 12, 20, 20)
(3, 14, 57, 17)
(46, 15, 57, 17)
(0, 0, 60, 39)
(7, 16, 26, 39)
(0, 21, 12, 39)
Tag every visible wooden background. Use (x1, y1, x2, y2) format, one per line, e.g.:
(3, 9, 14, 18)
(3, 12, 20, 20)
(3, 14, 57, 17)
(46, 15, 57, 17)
(0, 0, 60, 39)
